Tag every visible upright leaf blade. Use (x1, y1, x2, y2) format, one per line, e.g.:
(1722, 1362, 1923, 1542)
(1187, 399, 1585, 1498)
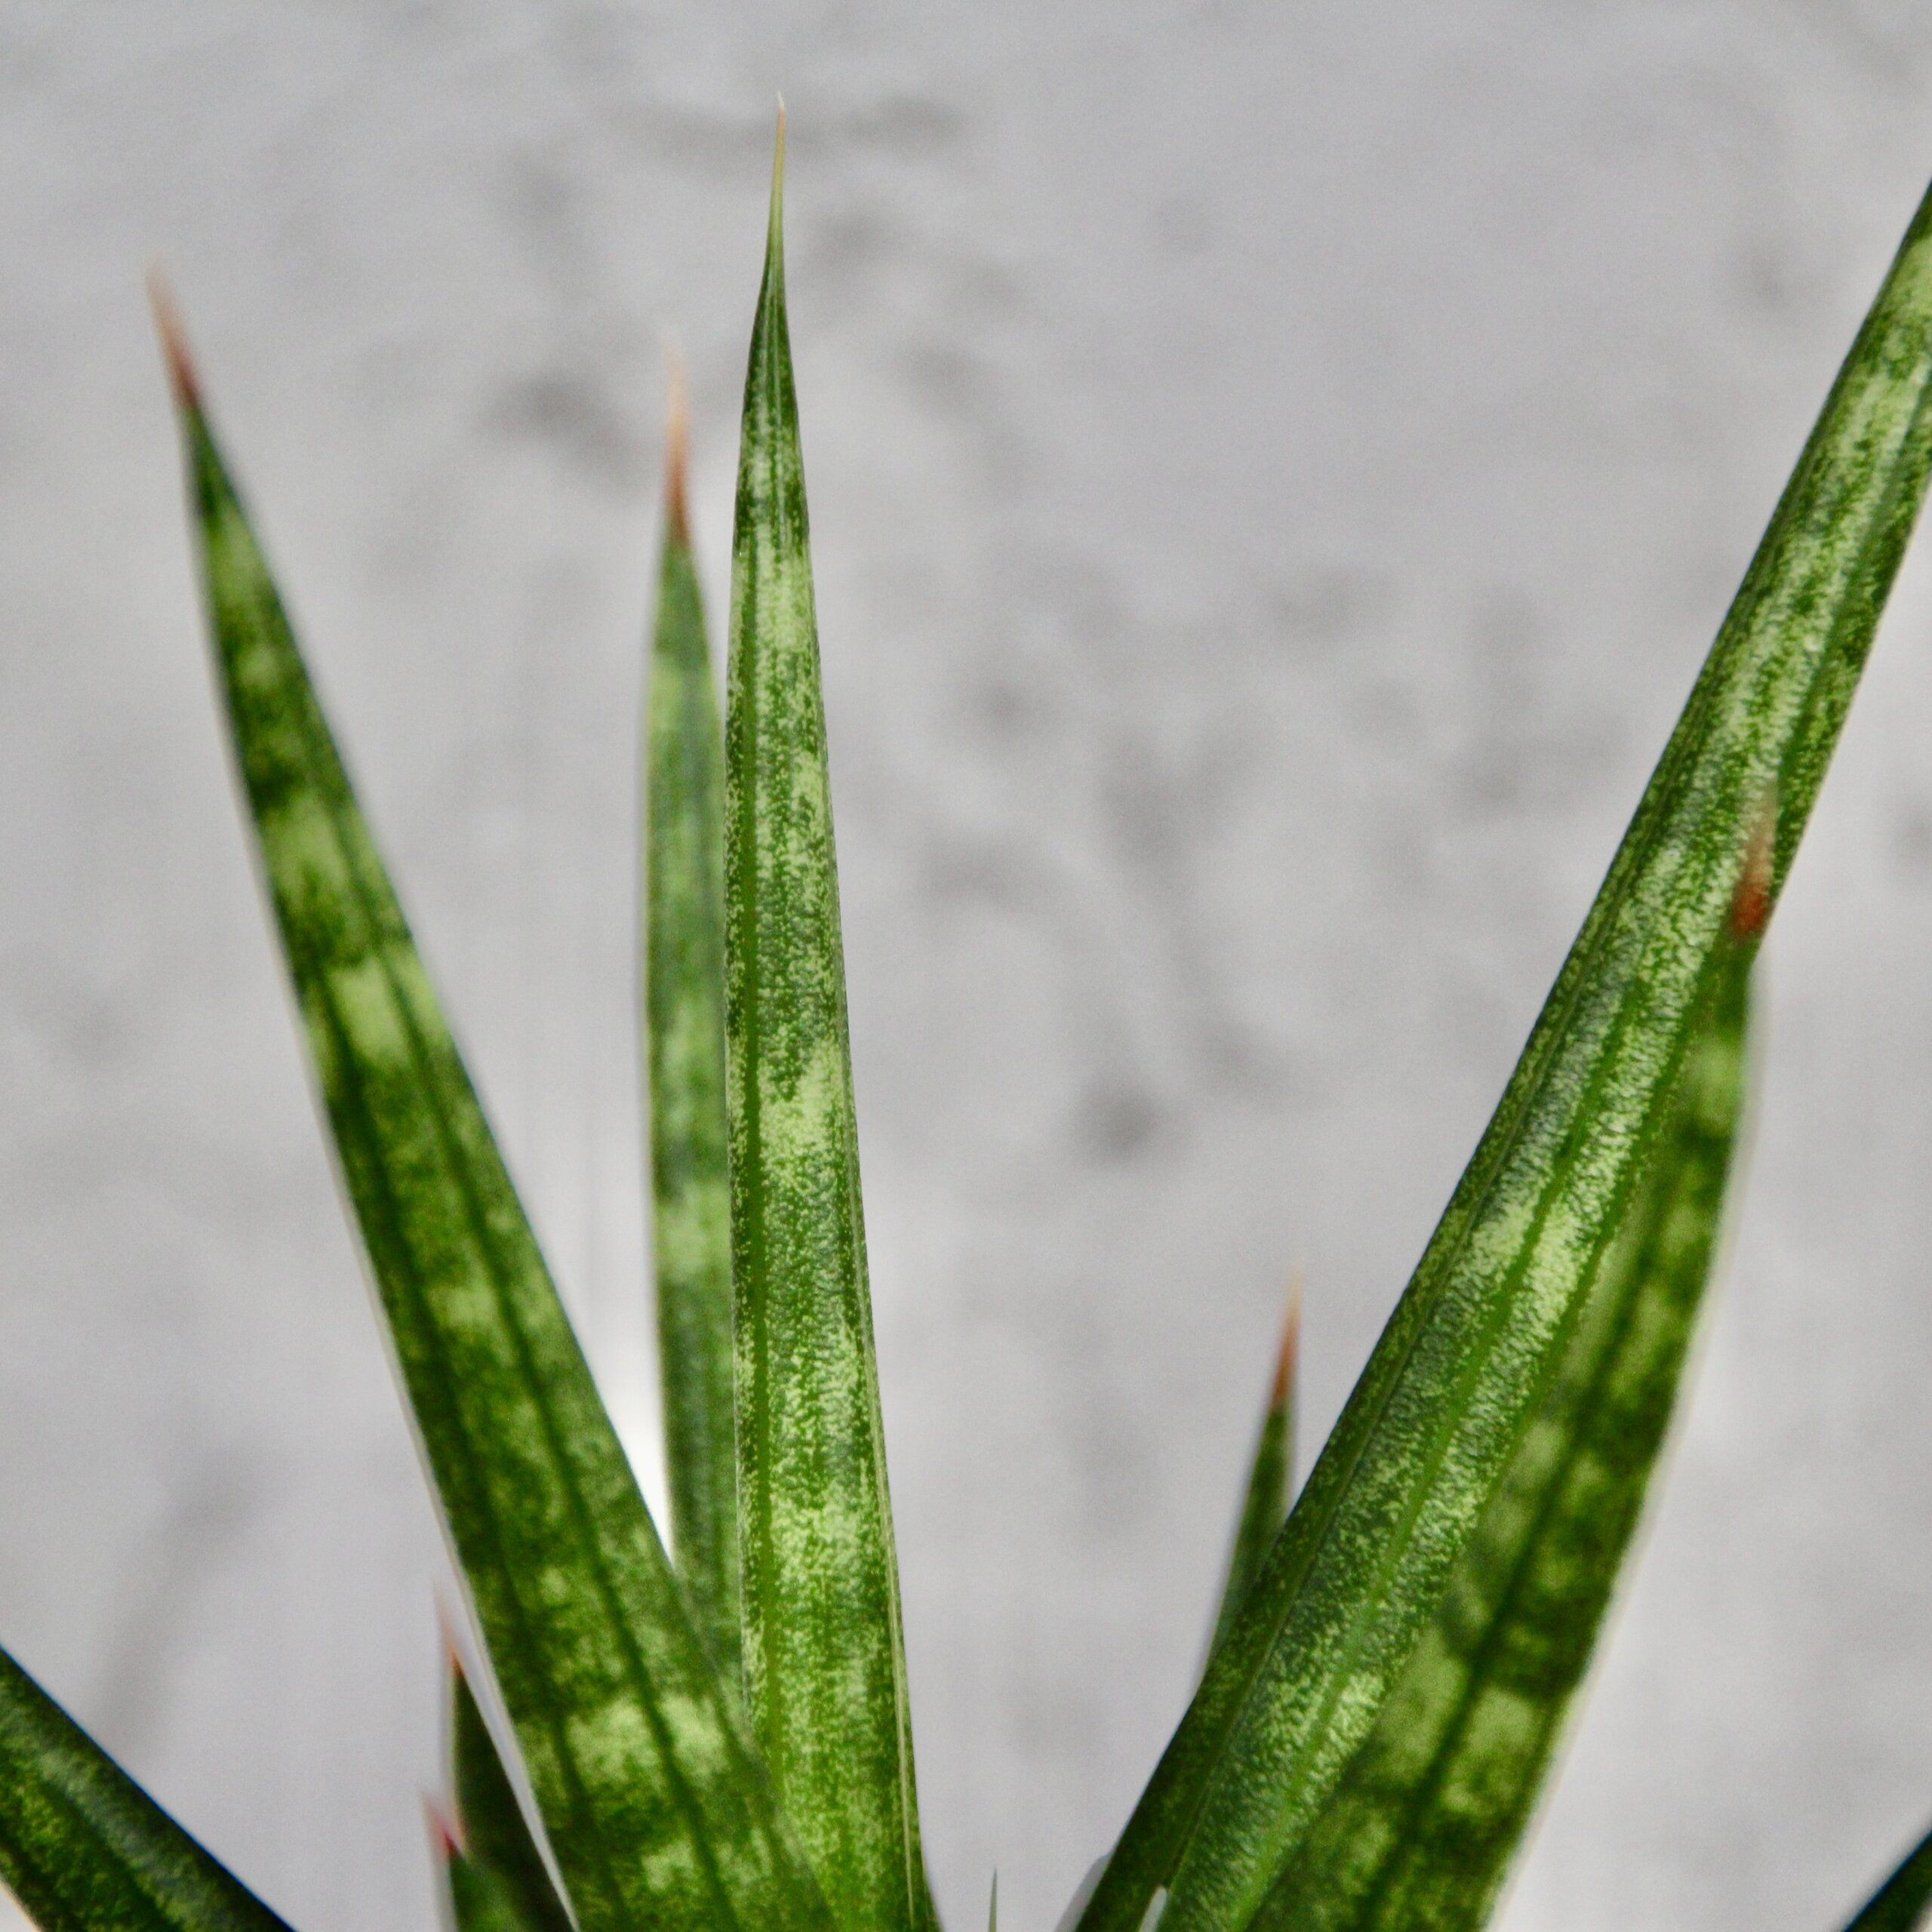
(1081, 173, 1932, 1932)
(0, 1643, 294, 1932)
(1208, 1285, 1300, 1660)
(1255, 941, 1751, 1932)
(1842, 1822, 1932, 1932)
(645, 366, 741, 1690)
(725, 122, 930, 1932)
(448, 1654, 572, 1932)
(155, 291, 828, 1932)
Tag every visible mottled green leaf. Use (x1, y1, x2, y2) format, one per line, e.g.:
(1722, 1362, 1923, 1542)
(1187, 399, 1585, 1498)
(1253, 943, 1750, 1932)
(645, 368, 741, 1691)
(0, 1642, 293, 1932)
(1842, 1822, 1932, 1932)
(1208, 1284, 1300, 1660)
(448, 1654, 571, 1932)
(724, 122, 931, 1932)
(155, 288, 829, 1932)
(1080, 171, 1932, 1932)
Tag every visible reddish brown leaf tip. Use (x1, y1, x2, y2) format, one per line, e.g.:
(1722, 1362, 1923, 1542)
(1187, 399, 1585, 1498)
(1730, 790, 1778, 940)
(424, 1797, 463, 1863)
(435, 1593, 469, 1683)
(145, 264, 200, 412)
(663, 346, 691, 548)
(1271, 1271, 1303, 1408)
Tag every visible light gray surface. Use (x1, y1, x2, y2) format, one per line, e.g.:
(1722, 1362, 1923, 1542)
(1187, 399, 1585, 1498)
(2, 6, 1932, 1931)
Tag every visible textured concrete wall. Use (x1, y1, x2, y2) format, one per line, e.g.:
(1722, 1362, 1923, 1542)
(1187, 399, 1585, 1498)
(3, 6, 1932, 1931)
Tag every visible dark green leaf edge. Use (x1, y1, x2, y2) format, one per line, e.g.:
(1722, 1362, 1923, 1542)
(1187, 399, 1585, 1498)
(1842, 1821, 1932, 1932)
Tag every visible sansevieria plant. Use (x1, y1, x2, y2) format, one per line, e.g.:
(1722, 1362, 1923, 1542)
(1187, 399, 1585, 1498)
(3, 115, 1932, 1932)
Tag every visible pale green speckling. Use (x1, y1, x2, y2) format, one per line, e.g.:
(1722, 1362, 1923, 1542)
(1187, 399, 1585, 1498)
(174, 374, 830, 1932)
(1079, 174, 1932, 1932)
(1247, 946, 1750, 1932)
(645, 372, 743, 1695)
(724, 129, 934, 1932)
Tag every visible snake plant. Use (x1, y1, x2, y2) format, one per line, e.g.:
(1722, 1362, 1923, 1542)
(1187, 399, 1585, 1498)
(2, 117, 1930, 1932)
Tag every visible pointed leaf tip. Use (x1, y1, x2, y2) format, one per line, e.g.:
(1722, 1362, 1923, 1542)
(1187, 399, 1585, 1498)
(768, 103, 787, 243)
(664, 347, 692, 546)
(146, 264, 199, 411)
(425, 1798, 463, 1865)
(1271, 1272, 1303, 1408)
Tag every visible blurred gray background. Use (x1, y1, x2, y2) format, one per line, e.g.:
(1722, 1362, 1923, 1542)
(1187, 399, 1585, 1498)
(2, 5, 1932, 1930)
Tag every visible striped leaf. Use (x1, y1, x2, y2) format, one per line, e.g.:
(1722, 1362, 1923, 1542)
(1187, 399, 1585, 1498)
(1078, 170, 1932, 1932)
(645, 364, 741, 1690)
(1208, 1284, 1300, 1660)
(0, 1643, 292, 1932)
(1252, 939, 1750, 1932)
(724, 121, 931, 1932)
(448, 1654, 571, 1932)
(1842, 1823, 1932, 1932)
(154, 287, 829, 1932)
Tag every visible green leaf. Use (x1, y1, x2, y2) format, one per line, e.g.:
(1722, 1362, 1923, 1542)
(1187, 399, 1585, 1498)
(1251, 944, 1751, 1932)
(441, 1845, 534, 1932)
(645, 367, 742, 1692)
(1208, 1284, 1300, 1660)
(1842, 1823, 1932, 1932)
(448, 1653, 572, 1932)
(0, 1642, 293, 1932)
(154, 288, 829, 1932)
(1078, 170, 1932, 1932)
(724, 121, 931, 1932)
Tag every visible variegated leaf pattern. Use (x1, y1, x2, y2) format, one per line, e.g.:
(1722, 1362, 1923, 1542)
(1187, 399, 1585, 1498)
(1079, 170, 1932, 1932)
(645, 366, 742, 1690)
(724, 122, 933, 1932)
(156, 287, 829, 1932)
(1251, 939, 1749, 1932)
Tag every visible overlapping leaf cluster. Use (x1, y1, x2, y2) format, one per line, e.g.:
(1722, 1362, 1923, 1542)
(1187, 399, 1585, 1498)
(0, 122, 1930, 1932)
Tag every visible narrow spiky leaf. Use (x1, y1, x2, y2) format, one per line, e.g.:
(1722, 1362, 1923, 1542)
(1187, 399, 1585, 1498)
(155, 286, 829, 1932)
(1842, 1823, 1932, 1932)
(724, 121, 930, 1932)
(645, 359, 741, 1689)
(448, 1656, 571, 1932)
(1081, 172, 1932, 1932)
(1208, 1283, 1300, 1660)
(0, 1644, 294, 1932)
(1252, 943, 1751, 1932)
